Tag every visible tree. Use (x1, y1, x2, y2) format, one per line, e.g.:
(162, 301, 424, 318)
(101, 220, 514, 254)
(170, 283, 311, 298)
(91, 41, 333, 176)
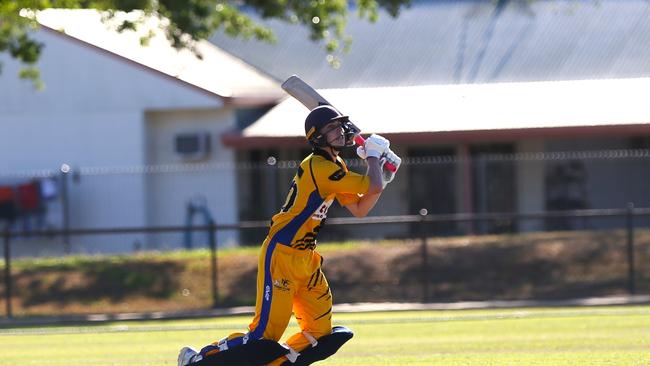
(0, 0, 411, 89)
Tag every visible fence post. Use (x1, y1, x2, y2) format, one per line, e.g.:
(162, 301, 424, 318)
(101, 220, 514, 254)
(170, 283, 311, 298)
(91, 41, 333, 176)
(60, 164, 71, 254)
(208, 220, 219, 308)
(419, 208, 429, 303)
(626, 202, 636, 295)
(3, 228, 12, 319)
(267, 156, 278, 218)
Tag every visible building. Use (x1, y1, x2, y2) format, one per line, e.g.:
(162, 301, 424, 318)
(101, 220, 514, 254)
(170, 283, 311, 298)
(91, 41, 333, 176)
(213, 0, 650, 237)
(3, 1, 650, 255)
(0, 9, 281, 256)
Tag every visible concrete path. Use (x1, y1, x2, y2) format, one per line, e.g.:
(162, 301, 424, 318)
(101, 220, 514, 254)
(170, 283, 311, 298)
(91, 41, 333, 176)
(2, 294, 649, 327)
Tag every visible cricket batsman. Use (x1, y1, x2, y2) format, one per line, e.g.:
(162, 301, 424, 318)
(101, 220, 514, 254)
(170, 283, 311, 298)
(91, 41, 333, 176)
(178, 105, 401, 366)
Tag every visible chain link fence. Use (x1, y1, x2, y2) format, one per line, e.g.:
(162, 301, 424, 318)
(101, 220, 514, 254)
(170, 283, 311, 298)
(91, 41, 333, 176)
(1, 149, 650, 318)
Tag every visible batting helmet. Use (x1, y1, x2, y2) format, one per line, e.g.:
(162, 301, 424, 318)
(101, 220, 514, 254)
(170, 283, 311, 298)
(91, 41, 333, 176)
(304, 105, 355, 148)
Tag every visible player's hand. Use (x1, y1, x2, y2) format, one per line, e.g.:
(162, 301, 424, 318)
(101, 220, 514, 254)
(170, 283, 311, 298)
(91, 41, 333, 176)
(381, 149, 401, 187)
(362, 134, 390, 159)
(383, 149, 401, 172)
(356, 145, 368, 160)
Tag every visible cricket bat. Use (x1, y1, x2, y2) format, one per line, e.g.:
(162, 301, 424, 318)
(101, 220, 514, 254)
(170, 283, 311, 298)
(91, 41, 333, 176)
(281, 75, 396, 172)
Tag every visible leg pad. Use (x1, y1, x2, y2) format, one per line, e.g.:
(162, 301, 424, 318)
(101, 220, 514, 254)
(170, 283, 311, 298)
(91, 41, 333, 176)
(193, 339, 288, 366)
(281, 326, 354, 366)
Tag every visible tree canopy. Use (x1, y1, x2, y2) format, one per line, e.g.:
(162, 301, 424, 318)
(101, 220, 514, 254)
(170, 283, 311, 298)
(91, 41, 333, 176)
(0, 0, 411, 89)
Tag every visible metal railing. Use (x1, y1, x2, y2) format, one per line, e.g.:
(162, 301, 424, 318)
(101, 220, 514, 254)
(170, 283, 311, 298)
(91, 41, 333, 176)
(2, 204, 650, 319)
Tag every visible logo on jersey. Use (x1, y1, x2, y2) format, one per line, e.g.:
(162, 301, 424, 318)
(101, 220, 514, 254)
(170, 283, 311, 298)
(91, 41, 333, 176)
(273, 278, 291, 292)
(328, 169, 346, 181)
(312, 199, 333, 220)
(264, 285, 271, 301)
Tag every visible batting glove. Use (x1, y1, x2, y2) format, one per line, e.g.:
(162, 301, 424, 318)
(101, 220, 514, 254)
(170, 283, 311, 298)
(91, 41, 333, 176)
(384, 149, 402, 172)
(381, 149, 401, 187)
(362, 134, 390, 159)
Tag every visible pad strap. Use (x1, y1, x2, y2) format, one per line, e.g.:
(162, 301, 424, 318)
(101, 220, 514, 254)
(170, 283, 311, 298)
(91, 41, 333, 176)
(281, 326, 354, 366)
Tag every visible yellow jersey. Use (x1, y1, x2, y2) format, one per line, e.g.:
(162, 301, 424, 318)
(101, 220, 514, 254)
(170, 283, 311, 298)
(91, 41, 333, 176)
(267, 150, 370, 250)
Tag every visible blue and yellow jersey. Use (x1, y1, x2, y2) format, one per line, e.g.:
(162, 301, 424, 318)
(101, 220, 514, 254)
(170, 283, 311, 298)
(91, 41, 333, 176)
(268, 150, 370, 250)
(202, 150, 370, 355)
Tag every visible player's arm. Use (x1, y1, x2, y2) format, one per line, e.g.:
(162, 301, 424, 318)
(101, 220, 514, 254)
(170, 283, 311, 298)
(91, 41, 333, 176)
(314, 156, 380, 218)
(344, 157, 383, 218)
(346, 134, 402, 217)
(364, 156, 383, 194)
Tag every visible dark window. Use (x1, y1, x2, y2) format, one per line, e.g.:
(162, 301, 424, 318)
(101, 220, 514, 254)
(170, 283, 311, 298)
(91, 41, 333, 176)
(470, 144, 516, 234)
(408, 146, 457, 236)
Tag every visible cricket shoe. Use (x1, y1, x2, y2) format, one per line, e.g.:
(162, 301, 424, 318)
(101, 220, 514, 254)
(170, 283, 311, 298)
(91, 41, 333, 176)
(177, 346, 199, 366)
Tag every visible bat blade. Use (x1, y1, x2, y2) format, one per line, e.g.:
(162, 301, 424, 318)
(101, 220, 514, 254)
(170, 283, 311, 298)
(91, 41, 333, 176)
(281, 75, 331, 110)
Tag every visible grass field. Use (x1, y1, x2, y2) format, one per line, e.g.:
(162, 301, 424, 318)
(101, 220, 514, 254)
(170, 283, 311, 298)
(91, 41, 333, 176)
(2, 305, 650, 366)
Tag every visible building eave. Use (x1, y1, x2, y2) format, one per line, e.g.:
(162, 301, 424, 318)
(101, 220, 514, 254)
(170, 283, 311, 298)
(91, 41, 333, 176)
(222, 123, 650, 150)
(35, 10, 283, 107)
(221, 132, 306, 149)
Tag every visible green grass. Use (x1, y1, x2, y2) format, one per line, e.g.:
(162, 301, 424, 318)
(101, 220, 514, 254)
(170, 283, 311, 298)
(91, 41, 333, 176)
(2, 306, 650, 365)
(3, 241, 383, 270)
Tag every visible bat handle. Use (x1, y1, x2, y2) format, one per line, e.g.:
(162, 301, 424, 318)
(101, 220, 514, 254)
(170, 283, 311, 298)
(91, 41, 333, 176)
(354, 135, 397, 172)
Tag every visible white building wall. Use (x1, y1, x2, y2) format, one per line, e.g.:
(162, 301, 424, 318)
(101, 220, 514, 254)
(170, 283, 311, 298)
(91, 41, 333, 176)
(516, 140, 545, 231)
(0, 27, 225, 256)
(0, 29, 221, 115)
(145, 109, 239, 249)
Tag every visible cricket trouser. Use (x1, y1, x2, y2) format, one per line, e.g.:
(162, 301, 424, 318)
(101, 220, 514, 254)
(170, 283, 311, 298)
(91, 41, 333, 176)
(200, 236, 333, 364)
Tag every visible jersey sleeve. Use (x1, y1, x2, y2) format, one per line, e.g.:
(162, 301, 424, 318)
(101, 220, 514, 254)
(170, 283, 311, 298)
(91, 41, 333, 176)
(311, 158, 370, 201)
(335, 192, 362, 206)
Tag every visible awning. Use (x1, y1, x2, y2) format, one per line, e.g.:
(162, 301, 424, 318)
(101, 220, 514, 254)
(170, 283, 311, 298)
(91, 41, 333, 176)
(223, 78, 650, 148)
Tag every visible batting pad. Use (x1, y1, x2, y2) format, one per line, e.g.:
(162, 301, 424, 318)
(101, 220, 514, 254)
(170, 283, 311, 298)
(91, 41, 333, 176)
(281, 326, 354, 366)
(193, 339, 288, 366)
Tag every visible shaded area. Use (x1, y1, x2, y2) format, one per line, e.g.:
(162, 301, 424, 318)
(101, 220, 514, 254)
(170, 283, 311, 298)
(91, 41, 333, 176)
(217, 254, 259, 307)
(324, 230, 645, 303)
(1, 230, 648, 317)
(10, 260, 183, 308)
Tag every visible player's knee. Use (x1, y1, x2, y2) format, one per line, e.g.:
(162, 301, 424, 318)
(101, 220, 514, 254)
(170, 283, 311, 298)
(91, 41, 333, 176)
(281, 326, 354, 366)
